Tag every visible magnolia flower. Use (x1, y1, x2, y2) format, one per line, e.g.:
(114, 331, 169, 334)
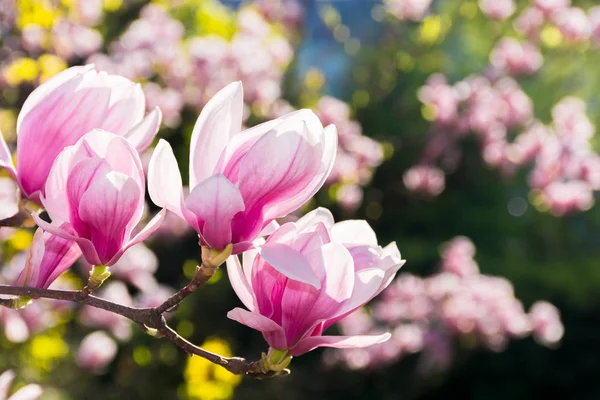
(77, 331, 118, 373)
(16, 226, 81, 288)
(149, 82, 336, 253)
(0, 65, 162, 203)
(0, 370, 42, 400)
(33, 130, 165, 266)
(226, 207, 404, 356)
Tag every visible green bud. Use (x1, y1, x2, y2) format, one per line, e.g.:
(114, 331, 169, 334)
(201, 244, 233, 269)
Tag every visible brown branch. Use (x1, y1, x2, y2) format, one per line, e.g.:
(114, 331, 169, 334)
(0, 210, 29, 228)
(154, 262, 217, 314)
(0, 277, 277, 378)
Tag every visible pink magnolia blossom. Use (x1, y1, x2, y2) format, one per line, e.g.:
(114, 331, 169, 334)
(16, 227, 81, 289)
(403, 165, 446, 197)
(226, 207, 404, 356)
(384, 0, 433, 21)
(529, 301, 564, 346)
(489, 38, 543, 76)
(148, 82, 337, 253)
(479, 0, 515, 21)
(33, 130, 166, 266)
(535, 0, 570, 17)
(0, 65, 162, 203)
(77, 331, 118, 373)
(0, 370, 42, 400)
(514, 8, 545, 40)
(551, 8, 591, 42)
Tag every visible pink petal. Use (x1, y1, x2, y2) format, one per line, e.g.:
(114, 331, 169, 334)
(100, 76, 145, 135)
(235, 121, 322, 226)
(35, 225, 81, 288)
(264, 222, 297, 246)
(0, 130, 16, 179)
(285, 244, 355, 345)
(189, 82, 243, 188)
(16, 65, 93, 132)
(227, 307, 287, 350)
(16, 228, 45, 287)
(108, 208, 167, 266)
(216, 109, 322, 177)
(325, 268, 386, 330)
(0, 370, 15, 399)
(331, 220, 378, 246)
(17, 76, 111, 197)
(262, 123, 337, 222)
(226, 255, 255, 311)
(123, 107, 162, 152)
(43, 146, 77, 222)
(319, 243, 355, 302)
(4, 311, 29, 343)
(78, 172, 141, 265)
(33, 213, 101, 265)
(295, 207, 335, 233)
(185, 174, 245, 250)
(8, 384, 43, 400)
(66, 157, 112, 229)
(259, 243, 321, 289)
(290, 333, 391, 356)
(258, 220, 280, 236)
(78, 130, 145, 190)
(242, 245, 260, 286)
(148, 140, 184, 218)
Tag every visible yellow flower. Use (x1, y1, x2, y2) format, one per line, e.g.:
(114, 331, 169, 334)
(27, 332, 69, 371)
(104, 0, 123, 12)
(38, 54, 67, 82)
(8, 230, 34, 252)
(17, 0, 59, 29)
(196, 0, 235, 39)
(184, 338, 242, 400)
(3, 58, 39, 86)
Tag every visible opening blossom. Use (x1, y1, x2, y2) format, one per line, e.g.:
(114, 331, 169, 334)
(148, 82, 337, 253)
(226, 207, 405, 357)
(0, 65, 162, 203)
(16, 226, 81, 289)
(32, 130, 166, 267)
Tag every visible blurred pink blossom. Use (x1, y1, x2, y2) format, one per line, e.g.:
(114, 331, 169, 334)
(479, 0, 515, 21)
(489, 38, 543, 76)
(77, 331, 118, 373)
(529, 301, 564, 346)
(403, 165, 445, 197)
(551, 8, 591, 42)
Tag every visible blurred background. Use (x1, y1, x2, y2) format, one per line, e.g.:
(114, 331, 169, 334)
(1, 0, 599, 399)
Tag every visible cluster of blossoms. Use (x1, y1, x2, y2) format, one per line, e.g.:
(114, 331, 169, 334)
(89, 3, 295, 128)
(0, 65, 404, 373)
(383, 0, 434, 21)
(0, 0, 117, 87)
(403, 0, 600, 215)
(326, 236, 563, 371)
(406, 74, 533, 196)
(0, 1, 383, 211)
(482, 0, 600, 47)
(411, 73, 600, 215)
(314, 97, 384, 211)
(513, 98, 600, 215)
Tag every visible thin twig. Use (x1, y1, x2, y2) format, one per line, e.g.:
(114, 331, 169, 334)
(0, 211, 29, 228)
(0, 283, 274, 378)
(154, 263, 216, 314)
